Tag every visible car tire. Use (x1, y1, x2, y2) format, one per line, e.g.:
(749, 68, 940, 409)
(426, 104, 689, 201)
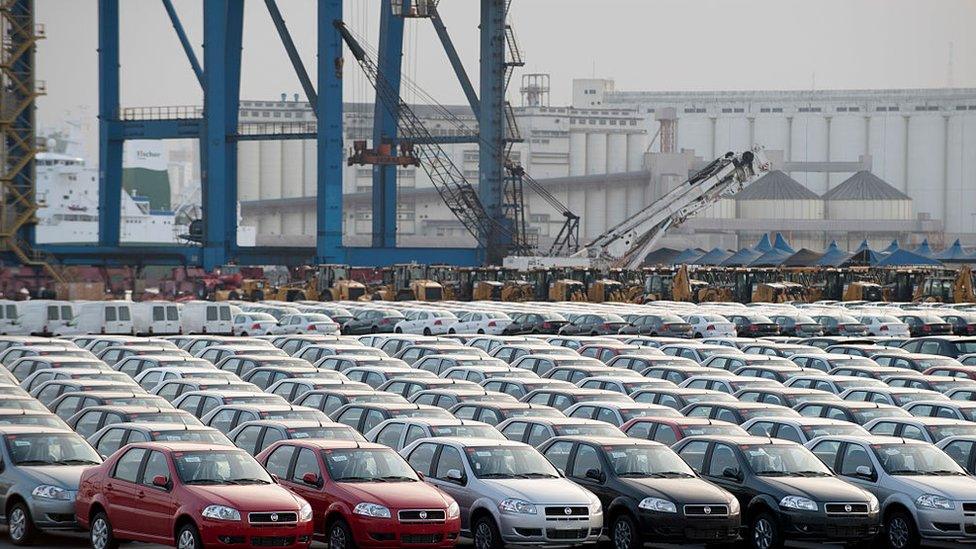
(449, 328, 456, 334)
(89, 511, 119, 549)
(8, 502, 36, 546)
(611, 512, 643, 549)
(477, 329, 485, 334)
(395, 327, 403, 333)
(328, 518, 356, 549)
(423, 328, 432, 336)
(176, 522, 202, 549)
(885, 510, 920, 549)
(750, 512, 783, 549)
(473, 515, 502, 549)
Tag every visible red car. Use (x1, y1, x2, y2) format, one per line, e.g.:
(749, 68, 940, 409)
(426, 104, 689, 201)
(256, 439, 460, 548)
(75, 442, 313, 549)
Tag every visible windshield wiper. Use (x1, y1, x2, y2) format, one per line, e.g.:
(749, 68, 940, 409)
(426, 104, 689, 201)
(54, 459, 101, 465)
(478, 472, 515, 479)
(184, 478, 226, 485)
(657, 471, 695, 478)
(14, 460, 54, 466)
(753, 470, 790, 476)
(886, 469, 920, 476)
(792, 470, 831, 477)
(922, 470, 966, 476)
(377, 475, 417, 482)
(519, 472, 559, 478)
(228, 478, 270, 484)
(334, 476, 373, 482)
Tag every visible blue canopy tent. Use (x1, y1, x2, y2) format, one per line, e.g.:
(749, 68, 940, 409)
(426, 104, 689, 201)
(695, 247, 733, 266)
(844, 241, 885, 266)
(672, 248, 707, 265)
(753, 234, 773, 253)
(782, 248, 824, 267)
(935, 239, 971, 263)
(772, 233, 795, 254)
(642, 247, 682, 266)
(882, 240, 900, 254)
(877, 249, 942, 267)
(854, 239, 872, 254)
(722, 247, 763, 266)
(912, 239, 934, 258)
(815, 241, 851, 267)
(749, 248, 794, 267)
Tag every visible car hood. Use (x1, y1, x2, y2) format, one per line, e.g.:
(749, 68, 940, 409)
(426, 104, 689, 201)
(339, 481, 451, 509)
(761, 476, 871, 502)
(891, 475, 976, 499)
(620, 477, 733, 505)
(485, 478, 595, 505)
(23, 465, 90, 489)
(183, 484, 302, 512)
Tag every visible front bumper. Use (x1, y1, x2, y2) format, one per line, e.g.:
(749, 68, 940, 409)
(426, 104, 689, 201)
(636, 510, 740, 543)
(349, 515, 461, 547)
(498, 510, 603, 547)
(26, 496, 80, 531)
(199, 520, 314, 549)
(915, 505, 976, 541)
(776, 509, 880, 542)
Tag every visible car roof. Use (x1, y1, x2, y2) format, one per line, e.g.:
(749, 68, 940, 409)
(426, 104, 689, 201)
(547, 435, 662, 447)
(0, 425, 72, 435)
(678, 434, 793, 446)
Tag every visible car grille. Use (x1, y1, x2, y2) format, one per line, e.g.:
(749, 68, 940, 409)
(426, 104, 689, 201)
(824, 503, 869, 515)
(545, 506, 587, 516)
(398, 509, 446, 523)
(685, 526, 739, 540)
(546, 528, 589, 540)
(683, 504, 730, 516)
(250, 536, 294, 547)
(248, 512, 298, 525)
(825, 525, 876, 538)
(962, 502, 976, 513)
(402, 533, 443, 544)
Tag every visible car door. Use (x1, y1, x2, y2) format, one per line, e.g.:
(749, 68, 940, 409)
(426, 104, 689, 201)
(835, 441, 894, 502)
(569, 443, 614, 503)
(136, 450, 178, 542)
(430, 444, 476, 527)
(287, 447, 329, 534)
(106, 447, 147, 538)
(704, 443, 754, 510)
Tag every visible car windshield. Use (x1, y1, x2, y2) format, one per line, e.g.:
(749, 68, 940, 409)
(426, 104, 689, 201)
(248, 313, 276, 321)
(154, 430, 228, 444)
(837, 315, 861, 324)
(5, 433, 100, 465)
(835, 358, 881, 368)
(607, 445, 696, 478)
(600, 314, 626, 323)
(430, 425, 505, 439)
(508, 407, 563, 418)
(872, 444, 966, 476)
(554, 424, 624, 437)
(684, 392, 738, 404)
(174, 450, 272, 484)
(131, 412, 195, 425)
(916, 358, 962, 369)
(304, 314, 332, 322)
(324, 448, 418, 482)
(929, 425, 976, 440)
(741, 444, 833, 477)
(835, 378, 886, 390)
(683, 424, 745, 437)
(955, 342, 976, 354)
(3, 399, 47, 412)
(466, 446, 559, 479)
(794, 316, 817, 324)
(801, 424, 866, 438)
(0, 415, 65, 429)
(854, 408, 909, 422)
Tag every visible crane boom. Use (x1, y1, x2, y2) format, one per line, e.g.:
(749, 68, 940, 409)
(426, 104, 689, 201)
(571, 147, 771, 269)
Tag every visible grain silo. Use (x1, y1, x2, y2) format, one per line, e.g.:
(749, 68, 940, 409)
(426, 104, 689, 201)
(735, 170, 824, 250)
(823, 171, 912, 220)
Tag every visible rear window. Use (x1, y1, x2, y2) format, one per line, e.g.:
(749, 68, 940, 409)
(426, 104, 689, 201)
(219, 307, 231, 321)
(105, 308, 117, 322)
(167, 306, 179, 321)
(119, 307, 130, 321)
(153, 307, 165, 321)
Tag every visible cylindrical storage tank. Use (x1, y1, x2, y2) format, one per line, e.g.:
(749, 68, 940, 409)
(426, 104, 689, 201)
(828, 198, 911, 220)
(282, 206, 303, 235)
(584, 185, 607, 238)
(302, 139, 316, 197)
(569, 132, 587, 176)
(237, 141, 260, 201)
(281, 140, 303, 198)
(677, 116, 713, 158)
(259, 141, 282, 200)
(827, 115, 868, 188)
(567, 186, 587, 237)
(303, 207, 316, 237)
(789, 115, 829, 194)
(868, 114, 908, 191)
(625, 182, 645, 218)
(738, 198, 823, 220)
(586, 132, 607, 175)
(907, 114, 947, 222)
(606, 182, 627, 229)
(607, 133, 628, 173)
(753, 116, 790, 156)
(946, 114, 976, 235)
(626, 133, 646, 171)
(713, 117, 750, 156)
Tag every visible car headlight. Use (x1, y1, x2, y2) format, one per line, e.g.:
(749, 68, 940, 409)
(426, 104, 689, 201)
(353, 502, 392, 518)
(498, 499, 537, 514)
(447, 501, 460, 519)
(201, 505, 241, 521)
(298, 501, 313, 522)
(32, 485, 70, 500)
(779, 496, 818, 512)
(638, 497, 677, 513)
(916, 494, 955, 510)
(589, 499, 603, 515)
(867, 494, 880, 513)
(728, 497, 741, 514)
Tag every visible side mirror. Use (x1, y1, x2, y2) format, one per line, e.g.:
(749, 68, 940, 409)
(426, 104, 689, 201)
(445, 469, 464, 484)
(269, 473, 280, 484)
(152, 475, 170, 489)
(556, 468, 566, 478)
(414, 470, 425, 481)
(302, 472, 322, 487)
(854, 465, 876, 481)
(585, 468, 605, 482)
(722, 467, 742, 481)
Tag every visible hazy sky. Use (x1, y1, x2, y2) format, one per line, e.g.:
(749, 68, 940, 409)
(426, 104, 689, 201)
(37, 0, 976, 157)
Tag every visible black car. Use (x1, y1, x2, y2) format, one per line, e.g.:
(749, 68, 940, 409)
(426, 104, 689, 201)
(618, 314, 693, 337)
(894, 314, 954, 337)
(558, 313, 629, 336)
(768, 314, 825, 337)
(726, 314, 780, 337)
(809, 314, 869, 337)
(796, 337, 875, 350)
(539, 436, 741, 547)
(940, 312, 976, 336)
(503, 312, 568, 335)
(672, 435, 880, 549)
(900, 336, 976, 358)
(341, 308, 405, 335)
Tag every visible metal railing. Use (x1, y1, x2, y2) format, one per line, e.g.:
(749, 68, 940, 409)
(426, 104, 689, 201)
(120, 105, 203, 121)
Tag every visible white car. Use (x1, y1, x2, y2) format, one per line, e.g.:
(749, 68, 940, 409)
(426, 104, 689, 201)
(683, 313, 736, 338)
(393, 309, 458, 335)
(232, 313, 279, 336)
(449, 311, 513, 335)
(133, 366, 237, 391)
(273, 313, 341, 335)
(855, 314, 911, 337)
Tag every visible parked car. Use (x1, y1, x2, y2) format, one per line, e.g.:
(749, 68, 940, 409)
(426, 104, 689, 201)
(809, 313, 869, 337)
(558, 313, 629, 336)
(621, 416, 747, 443)
(767, 313, 825, 337)
(740, 416, 869, 443)
(893, 313, 954, 337)
(179, 301, 234, 335)
(228, 419, 364, 455)
(683, 313, 737, 338)
(88, 422, 231, 457)
(725, 313, 780, 337)
(366, 417, 504, 450)
(231, 312, 278, 336)
(618, 314, 694, 337)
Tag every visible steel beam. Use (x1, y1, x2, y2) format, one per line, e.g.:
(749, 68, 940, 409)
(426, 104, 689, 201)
(97, 0, 123, 248)
(430, 5, 480, 117)
(264, 0, 318, 113)
(118, 119, 203, 140)
(371, 0, 406, 248)
(479, 0, 508, 262)
(160, 0, 204, 89)
(316, 0, 344, 262)
(223, 1, 244, 256)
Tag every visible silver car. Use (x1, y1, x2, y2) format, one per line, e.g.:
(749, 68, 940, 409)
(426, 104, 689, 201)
(402, 437, 602, 548)
(0, 426, 102, 545)
(807, 434, 976, 547)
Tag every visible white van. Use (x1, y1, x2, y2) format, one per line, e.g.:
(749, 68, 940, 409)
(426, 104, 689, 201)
(17, 300, 77, 336)
(180, 301, 233, 335)
(131, 301, 181, 335)
(75, 301, 134, 335)
(0, 300, 21, 335)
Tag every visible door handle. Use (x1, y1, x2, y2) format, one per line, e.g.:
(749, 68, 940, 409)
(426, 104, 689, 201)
(137, 491, 146, 499)
(105, 483, 113, 491)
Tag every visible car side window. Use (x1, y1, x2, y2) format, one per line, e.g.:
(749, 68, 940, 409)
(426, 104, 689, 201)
(234, 426, 262, 454)
(678, 441, 709, 473)
(625, 422, 652, 439)
(543, 441, 574, 473)
(264, 445, 295, 479)
(526, 425, 551, 447)
(407, 442, 438, 476)
(901, 425, 925, 441)
(654, 425, 677, 445)
(571, 444, 603, 480)
(501, 421, 528, 441)
(839, 444, 874, 477)
(707, 444, 738, 477)
(291, 448, 320, 485)
(869, 422, 897, 436)
(811, 440, 842, 469)
(376, 423, 404, 448)
(96, 428, 126, 456)
(434, 446, 465, 481)
(747, 421, 775, 437)
(113, 448, 147, 483)
(776, 425, 803, 443)
(141, 451, 170, 487)
(943, 440, 974, 470)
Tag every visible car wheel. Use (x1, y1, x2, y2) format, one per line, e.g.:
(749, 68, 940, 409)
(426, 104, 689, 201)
(750, 512, 783, 549)
(370, 326, 379, 334)
(473, 515, 502, 549)
(8, 502, 36, 545)
(477, 329, 485, 334)
(423, 328, 432, 336)
(89, 511, 119, 549)
(395, 327, 403, 333)
(886, 510, 920, 549)
(449, 328, 456, 334)
(240, 331, 248, 336)
(612, 513, 642, 549)
(328, 518, 356, 549)
(176, 522, 202, 549)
